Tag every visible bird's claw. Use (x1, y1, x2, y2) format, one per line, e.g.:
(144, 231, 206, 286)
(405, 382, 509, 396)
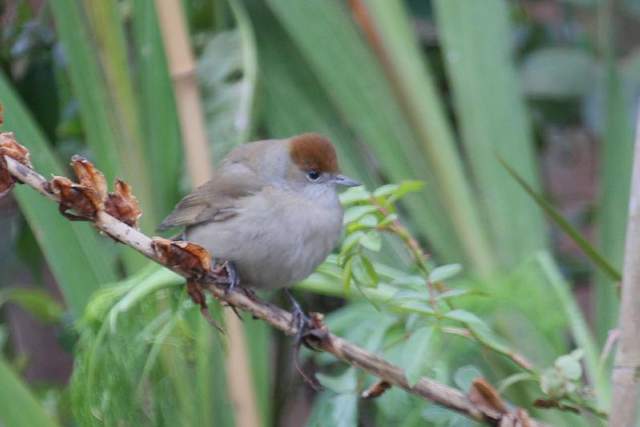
(214, 259, 239, 294)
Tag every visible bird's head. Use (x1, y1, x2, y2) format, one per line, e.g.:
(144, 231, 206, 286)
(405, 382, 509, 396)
(287, 133, 360, 197)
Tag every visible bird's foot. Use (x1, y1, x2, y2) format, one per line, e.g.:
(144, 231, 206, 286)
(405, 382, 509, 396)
(284, 289, 321, 389)
(222, 261, 240, 293)
(284, 288, 312, 347)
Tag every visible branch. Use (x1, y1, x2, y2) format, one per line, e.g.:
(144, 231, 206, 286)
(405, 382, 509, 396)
(0, 132, 544, 426)
(609, 112, 640, 427)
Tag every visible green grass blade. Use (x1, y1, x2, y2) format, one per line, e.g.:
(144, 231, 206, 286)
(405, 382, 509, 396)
(362, 0, 495, 276)
(0, 357, 60, 427)
(265, 0, 467, 264)
(131, 0, 183, 215)
(499, 156, 621, 282)
(434, 0, 547, 267)
(0, 71, 118, 315)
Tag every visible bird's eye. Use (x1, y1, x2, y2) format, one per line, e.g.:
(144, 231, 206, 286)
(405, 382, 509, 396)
(306, 170, 321, 181)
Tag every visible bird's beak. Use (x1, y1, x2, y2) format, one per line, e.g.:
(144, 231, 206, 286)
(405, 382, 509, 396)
(333, 174, 361, 187)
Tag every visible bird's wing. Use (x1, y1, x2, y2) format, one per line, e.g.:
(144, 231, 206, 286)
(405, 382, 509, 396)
(157, 164, 262, 230)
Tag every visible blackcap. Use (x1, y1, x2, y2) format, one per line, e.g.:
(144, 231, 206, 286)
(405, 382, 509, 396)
(159, 133, 360, 290)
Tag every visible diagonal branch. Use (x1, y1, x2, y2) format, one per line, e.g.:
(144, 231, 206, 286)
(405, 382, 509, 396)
(0, 132, 545, 426)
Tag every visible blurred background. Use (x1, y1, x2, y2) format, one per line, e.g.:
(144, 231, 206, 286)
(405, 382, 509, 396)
(0, 0, 636, 426)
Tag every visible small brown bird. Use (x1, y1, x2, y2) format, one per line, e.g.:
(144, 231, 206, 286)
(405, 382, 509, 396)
(159, 133, 359, 294)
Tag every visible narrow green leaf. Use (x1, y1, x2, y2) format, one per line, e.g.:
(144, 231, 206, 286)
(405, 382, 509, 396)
(499, 156, 621, 282)
(444, 309, 485, 326)
(131, 0, 183, 215)
(403, 326, 438, 386)
(0, 72, 118, 314)
(0, 288, 64, 323)
(428, 264, 462, 283)
(50, 0, 156, 230)
(595, 60, 633, 342)
(0, 357, 60, 427)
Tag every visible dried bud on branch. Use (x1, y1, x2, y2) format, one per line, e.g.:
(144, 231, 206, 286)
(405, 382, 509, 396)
(152, 238, 212, 277)
(105, 179, 141, 227)
(469, 378, 533, 425)
(0, 132, 32, 197)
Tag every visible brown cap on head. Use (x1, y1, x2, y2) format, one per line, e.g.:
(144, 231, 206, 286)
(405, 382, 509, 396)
(289, 133, 339, 173)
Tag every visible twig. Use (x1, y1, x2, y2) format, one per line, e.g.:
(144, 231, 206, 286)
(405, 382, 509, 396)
(0, 136, 546, 426)
(609, 111, 640, 427)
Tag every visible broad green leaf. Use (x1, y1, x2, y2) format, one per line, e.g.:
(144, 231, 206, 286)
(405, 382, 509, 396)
(435, 0, 546, 267)
(198, 0, 258, 158)
(0, 71, 118, 315)
(403, 326, 439, 386)
(500, 157, 621, 282)
(0, 357, 60, 427)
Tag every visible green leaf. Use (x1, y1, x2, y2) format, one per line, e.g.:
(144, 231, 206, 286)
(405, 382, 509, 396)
(361, 256, 379, 287)
(51, 0, 156, 231)
(372, 183, 399, 198)
(398, 301, 436, 316)
(342, 257, 354, 294)
(360, 231, 382, 252)
(340, 231, 365, 259)
(403, 326, 438, 386)
(340, 185, 372, 205)
(0, 357, 60, 427)
(388, 180, 425, 203)
(435, 0, 546, 267)
(358, 0, 495, 276)
(343, 205, 378, 224)
(0, 288, 64, 323)
(131, 0, 183, 215)
(0, 71, 118, 315)
(435, 289, 471, 301)
(500, 157, 621, 282)
(198, 0, 258, 157)
(444, 309, 485, 326)
(428, 264, 462, 283)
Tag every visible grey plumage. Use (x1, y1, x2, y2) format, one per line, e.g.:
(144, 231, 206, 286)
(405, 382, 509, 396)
(158, 136, 354, 290)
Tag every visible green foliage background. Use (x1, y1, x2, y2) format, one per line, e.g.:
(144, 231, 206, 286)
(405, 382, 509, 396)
(0, 0, 634, 426)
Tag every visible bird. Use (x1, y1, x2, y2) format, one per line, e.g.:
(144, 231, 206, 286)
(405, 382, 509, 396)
(158, 133, 359, 324)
